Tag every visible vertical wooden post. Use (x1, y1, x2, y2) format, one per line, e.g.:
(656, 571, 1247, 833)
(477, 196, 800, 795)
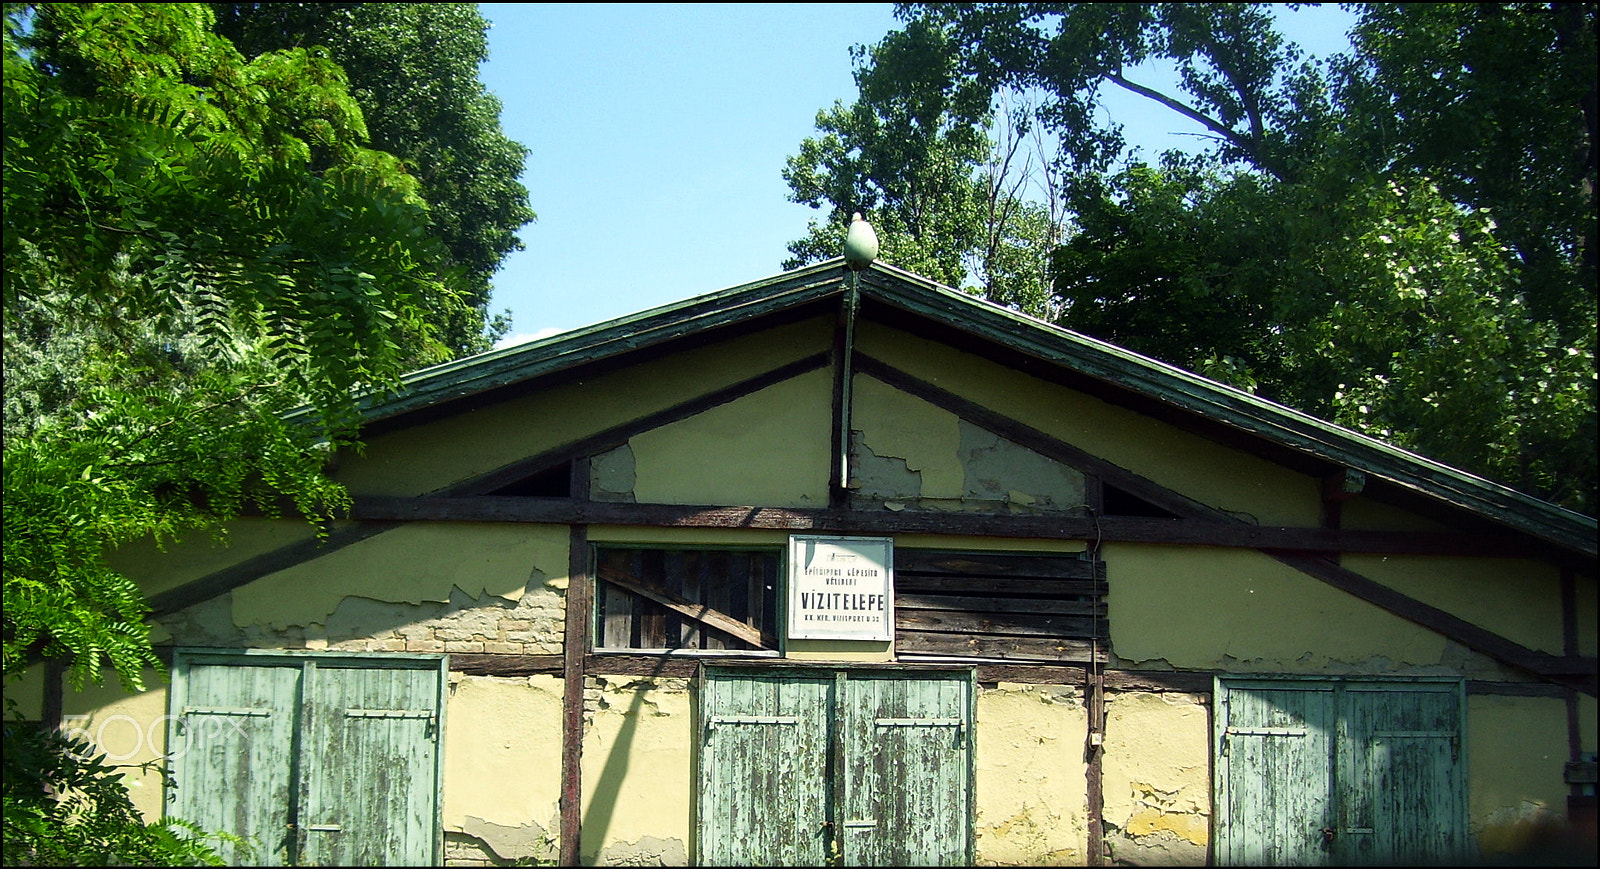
(42, 659, 64, 731)
(560, 524, 592, 866)
(829, 278, 860, 510)
(1085, 670, 1105, 867)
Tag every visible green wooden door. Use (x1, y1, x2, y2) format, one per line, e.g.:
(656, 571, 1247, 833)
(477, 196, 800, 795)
(699, 671, 834, 866)
(300, 662, 443, 866)
(1215, 680, 1337, 866)
(1215, 678, 1466, 867)
(699, 668, 973, 867)
(1335, 683, 1465, 865)
(170, 652, 444, 866)
(840, 672, 971, 867)
(171, 659, 302, 866)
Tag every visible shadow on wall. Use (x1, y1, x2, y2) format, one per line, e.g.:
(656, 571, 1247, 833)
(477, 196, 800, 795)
(1475, 806, 1597, 867)
(580, 657, 677, 863)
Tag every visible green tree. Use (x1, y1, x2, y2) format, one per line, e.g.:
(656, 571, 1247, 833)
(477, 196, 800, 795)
(783, 18, 1063, 316)
(888, 2, 1596, 512)
(3, 3, 479, 860)
(211, 2, 536, 356)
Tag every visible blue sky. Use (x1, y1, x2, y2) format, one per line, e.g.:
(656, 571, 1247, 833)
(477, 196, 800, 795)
(478, 3, 1358, 346)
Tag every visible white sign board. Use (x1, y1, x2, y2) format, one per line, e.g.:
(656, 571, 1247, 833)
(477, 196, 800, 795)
(787, 535, 894, 641)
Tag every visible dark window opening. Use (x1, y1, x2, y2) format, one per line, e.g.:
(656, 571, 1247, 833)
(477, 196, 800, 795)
(594, 547, 780, 651)
(488, 464, 571, 497)
(1102, 484, 1179, 518)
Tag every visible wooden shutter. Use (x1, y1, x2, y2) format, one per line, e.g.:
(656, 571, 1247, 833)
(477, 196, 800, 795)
(1336, 683, 1465, 865)
(171, 660, 301, 866)
(1216, 680, 1336, 866)
(299, 662, 443, 866)
(1215, 678, 1466, 867)
(840, 671, 972, 866)
(699, 667, 974, 867)
(170, 652, 444, 867)
(699, 670, 833, 866)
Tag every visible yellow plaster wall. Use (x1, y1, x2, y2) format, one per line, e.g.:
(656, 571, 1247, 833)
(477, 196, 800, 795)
(1100, 692, 1211, 863)
(1577, 574, 1598, 659)
(1106, 543, 1447, 672)
(3, 667, 45, 719)
(853, 374, 964, 499)
(1340, 496, 1451, 532)
(630, 368, 832, 507)
(443, 674, 564, 862)
(580, 676, 694, 865)
(231, 522, 567, 630)
(855, 322, 1323, 527)
(975, 683, 1089, 865)
(1466, 694, 1572, 859)
(59, 673, 170, 821)
(1347, 554, 1566, 656)
(109, 518, 320, 598)
(337, 318, 833, 497)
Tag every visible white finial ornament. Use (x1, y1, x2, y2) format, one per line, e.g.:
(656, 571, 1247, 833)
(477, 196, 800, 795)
(843, 212, 879, 270)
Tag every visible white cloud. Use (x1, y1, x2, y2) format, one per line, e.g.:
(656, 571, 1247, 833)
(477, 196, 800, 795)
(494, 327, 567, 349)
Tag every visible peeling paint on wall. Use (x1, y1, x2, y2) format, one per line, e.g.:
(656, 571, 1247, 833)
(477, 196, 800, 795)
(958, 420, 1086, 513)
(230, 523, 566, 631)
(159, 581, 566, 655)
(592, 444, 638, 502)
(852, 373, 963, 499)
(593, 835, 689, 866)
(1100, 691, 1210, 866)
(850, 431, 923, 502)
(975, 683, 1089, 866)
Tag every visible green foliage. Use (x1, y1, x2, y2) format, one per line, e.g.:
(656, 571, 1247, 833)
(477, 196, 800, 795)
(3, 699, 240, 866)
(2, 8, 486, 858)
(211, 2, 536, 356)
(783, 18, 1062, 315)
(882, 2, 1596, 512)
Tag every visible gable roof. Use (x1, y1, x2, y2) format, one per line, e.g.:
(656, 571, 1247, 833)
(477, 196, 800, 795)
(328, 259, 1597, 558)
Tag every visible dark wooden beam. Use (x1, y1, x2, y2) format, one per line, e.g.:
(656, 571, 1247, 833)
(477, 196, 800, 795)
(433, 353, 829, 497)
(348, 495, 1536, 557)
(147, 522, 399, 617)
(829, 289, 854, 509)
(449, 654, 564, 676)
(1086, 669, 1106, 867)
(1271, 550, 1596, 694)
(559, 525, 591, 867)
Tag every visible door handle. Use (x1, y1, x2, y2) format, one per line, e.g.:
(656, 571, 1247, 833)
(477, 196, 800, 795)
(1320, 827, 1335, 851)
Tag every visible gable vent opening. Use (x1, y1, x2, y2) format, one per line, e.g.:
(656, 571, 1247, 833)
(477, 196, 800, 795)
(1102, 484, 1180, 519)
(487, 463, 571, 498)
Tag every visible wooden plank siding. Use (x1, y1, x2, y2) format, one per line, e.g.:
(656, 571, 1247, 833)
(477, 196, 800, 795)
(895, 550, 1108, 664)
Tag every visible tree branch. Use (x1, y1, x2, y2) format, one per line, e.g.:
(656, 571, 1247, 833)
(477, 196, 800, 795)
(1105, 72, 1282, 180)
